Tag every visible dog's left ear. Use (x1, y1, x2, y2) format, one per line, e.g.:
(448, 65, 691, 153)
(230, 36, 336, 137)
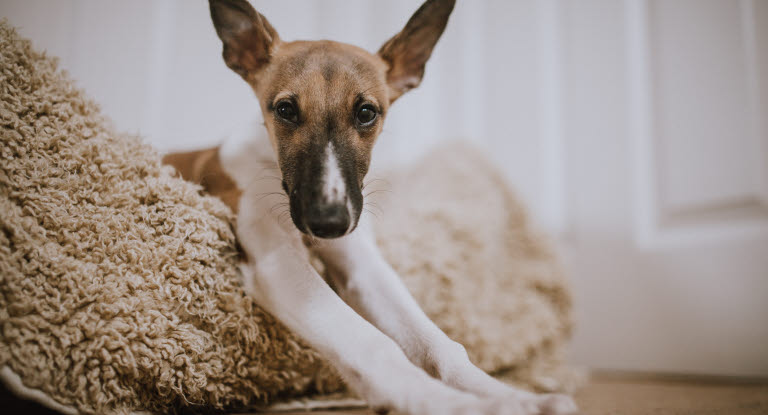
(377, 0, 455, 103)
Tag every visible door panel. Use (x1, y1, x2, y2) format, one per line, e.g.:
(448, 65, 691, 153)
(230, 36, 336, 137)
(565, 0, 768, 377)
(652, 0, 766, 221)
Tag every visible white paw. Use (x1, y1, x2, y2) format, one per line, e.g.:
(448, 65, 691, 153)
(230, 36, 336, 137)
(435, 397, 531, 415)
(517, 393, 579, 415)
(427, 394, 578, 415)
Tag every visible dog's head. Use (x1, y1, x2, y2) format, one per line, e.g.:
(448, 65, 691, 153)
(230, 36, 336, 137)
(210, 0, 455, 238)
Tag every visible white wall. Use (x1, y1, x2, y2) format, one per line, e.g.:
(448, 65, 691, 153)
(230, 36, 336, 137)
(3, 0, 767, 376)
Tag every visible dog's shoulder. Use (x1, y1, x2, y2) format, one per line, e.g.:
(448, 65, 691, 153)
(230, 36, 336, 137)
(162, 119, 277, 214)
(162, 147, 242, 212)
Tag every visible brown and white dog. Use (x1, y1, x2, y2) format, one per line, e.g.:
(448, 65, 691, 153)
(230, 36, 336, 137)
(163, 1, 578, 414)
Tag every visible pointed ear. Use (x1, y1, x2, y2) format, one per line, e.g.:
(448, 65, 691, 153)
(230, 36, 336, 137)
(377, 0, 455, 102)
(209, 0, 280, 80)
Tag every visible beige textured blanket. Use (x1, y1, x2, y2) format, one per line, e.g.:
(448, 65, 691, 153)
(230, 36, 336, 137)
(0, 21, 576, 415)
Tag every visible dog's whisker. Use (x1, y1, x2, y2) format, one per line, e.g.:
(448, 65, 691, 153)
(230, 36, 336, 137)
(364, 202, 384, 216)
(242, 175, 288, 196)
(363, 207, 380, 220)
(362, 177, 391, 190)
(277, 210, 291, 225)
(253, 191, 285, 197)
(364, 189, 392, 199)
(274, 208, 289, 221)
(245, 163, 279, 173)
(269, 202, 289, 214)
(252, 160, 278, 167)
(364, 198, 384, 210)
(242, 172, 282, 186)
(254, 192, 288, 203)
(251, 175, 282, 182)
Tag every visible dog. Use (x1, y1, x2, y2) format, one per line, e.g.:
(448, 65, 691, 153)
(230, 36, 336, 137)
(162, 1, 579, 413)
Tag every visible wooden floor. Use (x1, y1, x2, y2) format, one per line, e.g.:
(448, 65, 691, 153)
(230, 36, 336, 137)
(575, 375, 768, 415)
(2, 374, 767, 414)
(263, 375, 768, 415)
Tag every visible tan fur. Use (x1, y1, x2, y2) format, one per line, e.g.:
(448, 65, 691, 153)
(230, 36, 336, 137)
(252, 41, 389, 193)
(162, 147, 241, 212)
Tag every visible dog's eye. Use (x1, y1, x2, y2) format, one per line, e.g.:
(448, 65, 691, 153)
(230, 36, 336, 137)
(356, 105, 377, 126)
(275, 101, 298, 123)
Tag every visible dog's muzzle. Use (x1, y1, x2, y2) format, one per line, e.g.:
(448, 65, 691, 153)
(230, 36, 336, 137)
(287, 182, 359, 239)
(304, 202, 350, 238)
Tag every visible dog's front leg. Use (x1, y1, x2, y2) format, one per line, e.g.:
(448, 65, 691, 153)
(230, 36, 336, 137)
(235, 210, 536, 415)
(311, 218, 578, 415)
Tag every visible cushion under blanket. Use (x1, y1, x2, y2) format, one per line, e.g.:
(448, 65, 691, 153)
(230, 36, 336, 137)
(0, 21, 575, 415)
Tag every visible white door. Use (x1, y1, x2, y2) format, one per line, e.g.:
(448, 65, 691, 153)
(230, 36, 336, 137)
(562, 0, 768, 377)
(2, 0, 766, 377)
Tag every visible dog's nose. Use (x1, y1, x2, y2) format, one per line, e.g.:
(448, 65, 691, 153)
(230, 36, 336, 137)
(305, 203, 350, 239)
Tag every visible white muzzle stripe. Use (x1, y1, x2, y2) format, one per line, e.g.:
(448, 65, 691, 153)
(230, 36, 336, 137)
(322, 142, 347, 204)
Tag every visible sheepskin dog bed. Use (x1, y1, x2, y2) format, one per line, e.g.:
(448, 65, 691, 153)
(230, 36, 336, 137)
(0, 21, 577, 414)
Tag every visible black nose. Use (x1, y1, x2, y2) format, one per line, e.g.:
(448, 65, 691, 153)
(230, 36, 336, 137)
(305, 203, 350, 239)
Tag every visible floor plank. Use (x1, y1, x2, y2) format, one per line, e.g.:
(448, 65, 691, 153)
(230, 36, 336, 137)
(577, 376, 768, 415)
(264, 376, 768, 415)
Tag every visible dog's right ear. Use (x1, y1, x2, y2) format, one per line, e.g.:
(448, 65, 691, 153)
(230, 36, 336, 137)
(210, 0, 280, 80)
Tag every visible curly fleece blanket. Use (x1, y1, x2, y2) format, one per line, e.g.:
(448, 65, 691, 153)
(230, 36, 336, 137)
(0, 21, 576, 414)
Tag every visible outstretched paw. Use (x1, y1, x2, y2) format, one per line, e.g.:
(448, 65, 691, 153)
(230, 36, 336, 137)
(441, 394, 578, 415)
(521, 393, 579, 415)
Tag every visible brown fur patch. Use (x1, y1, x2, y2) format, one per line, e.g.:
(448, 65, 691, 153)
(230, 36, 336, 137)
(162, 147, 242, 212)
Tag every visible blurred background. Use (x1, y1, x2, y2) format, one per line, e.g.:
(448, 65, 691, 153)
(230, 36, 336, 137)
(2, 0, 767, 378)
